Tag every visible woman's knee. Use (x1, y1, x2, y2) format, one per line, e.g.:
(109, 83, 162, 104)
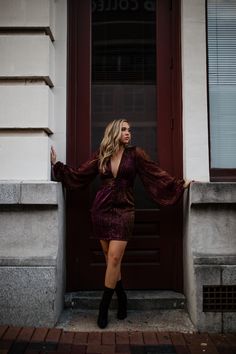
(107, 240, 127, 268)
(108, 252, 122, 267)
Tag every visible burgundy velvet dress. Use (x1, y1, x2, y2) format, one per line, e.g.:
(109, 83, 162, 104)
(53, 146, 185, 241)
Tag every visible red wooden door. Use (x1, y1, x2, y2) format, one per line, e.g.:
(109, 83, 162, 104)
(66, 0, 183, 291)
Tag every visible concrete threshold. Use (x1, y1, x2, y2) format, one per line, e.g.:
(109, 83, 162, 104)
(56, 308, 196, 333)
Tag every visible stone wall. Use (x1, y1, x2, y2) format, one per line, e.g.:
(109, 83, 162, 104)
(184, 183, 236, 332)
(0, 0, 67, 179)
(0, 0, 67, 327)
(0, 182, 65, 327)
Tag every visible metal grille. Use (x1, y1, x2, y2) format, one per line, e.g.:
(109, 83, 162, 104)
(203, 285, 236, 312)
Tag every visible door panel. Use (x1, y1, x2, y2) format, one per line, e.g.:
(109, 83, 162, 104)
(66, 0, 183, 291)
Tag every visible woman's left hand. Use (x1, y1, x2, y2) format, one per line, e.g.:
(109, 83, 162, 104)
(183, 180, 194, 189)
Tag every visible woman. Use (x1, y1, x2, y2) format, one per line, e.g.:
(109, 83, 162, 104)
(51, 119, 191, 329)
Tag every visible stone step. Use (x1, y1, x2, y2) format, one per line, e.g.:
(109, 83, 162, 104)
(65, 290, 186, 310)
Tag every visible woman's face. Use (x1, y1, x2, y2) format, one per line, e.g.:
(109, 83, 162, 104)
(120, 121, 131, 145)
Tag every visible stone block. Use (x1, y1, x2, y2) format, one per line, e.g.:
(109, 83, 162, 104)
(194, 255, 236, 266)
(0, 0, 55, 39)
(197, 312, 222, 332)
(182, 0, 205, 24)
(195, 265, 221, 286)
(190, 182, 236, 204)
(0, 36, 55, 86)
(190, 204, 236, 255)
(194, 265, 222, 332)
(0, 86, 53, 133)
(0, 206, 58, 263)
(223, 313, 236, 333)
(0, 183, 20, 204)
(0, 133, 50, 180)
(0, 266, 60, 327)
(222, 266, 236, 284)
(21, 182, 58, 205)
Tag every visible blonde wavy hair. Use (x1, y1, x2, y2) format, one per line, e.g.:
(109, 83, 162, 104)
(99, 119, 129, 173)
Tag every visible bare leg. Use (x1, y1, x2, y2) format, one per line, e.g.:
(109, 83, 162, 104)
(100, 240, 122, 282)
(100, 240, 109, 264)
(105, 240, 127, 288)
(97, 240, 128, 328)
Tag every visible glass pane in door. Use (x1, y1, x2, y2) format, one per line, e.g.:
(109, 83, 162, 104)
(91, 0, 157, 207)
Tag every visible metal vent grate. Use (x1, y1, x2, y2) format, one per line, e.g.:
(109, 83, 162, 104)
(203, 285, 236, 312)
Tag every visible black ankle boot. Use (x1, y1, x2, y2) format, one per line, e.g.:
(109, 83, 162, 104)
(115, 280, 127, 320)
(97, 286, 114, 329)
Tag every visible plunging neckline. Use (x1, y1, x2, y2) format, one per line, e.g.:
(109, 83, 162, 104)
(110, 148, 126, 179)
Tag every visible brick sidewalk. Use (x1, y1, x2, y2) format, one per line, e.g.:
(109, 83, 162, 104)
(0, 326, 236, 354)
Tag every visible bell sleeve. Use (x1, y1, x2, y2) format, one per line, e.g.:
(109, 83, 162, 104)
(136, 147, 185, 206)
(52, 151, 99, 190)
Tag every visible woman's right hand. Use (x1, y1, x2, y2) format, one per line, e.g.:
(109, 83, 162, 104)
(50, 146, 57, 166)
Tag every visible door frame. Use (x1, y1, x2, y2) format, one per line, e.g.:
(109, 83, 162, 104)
(66, 0, 183, 291)
(157, 0, 183, 175)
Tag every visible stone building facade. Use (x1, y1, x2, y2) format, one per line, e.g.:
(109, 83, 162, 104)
(0, 0, 235, 332)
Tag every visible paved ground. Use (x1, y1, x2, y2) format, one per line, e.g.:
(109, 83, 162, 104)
(0, 306, 235, 354)
(0, 325, 236, 354)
